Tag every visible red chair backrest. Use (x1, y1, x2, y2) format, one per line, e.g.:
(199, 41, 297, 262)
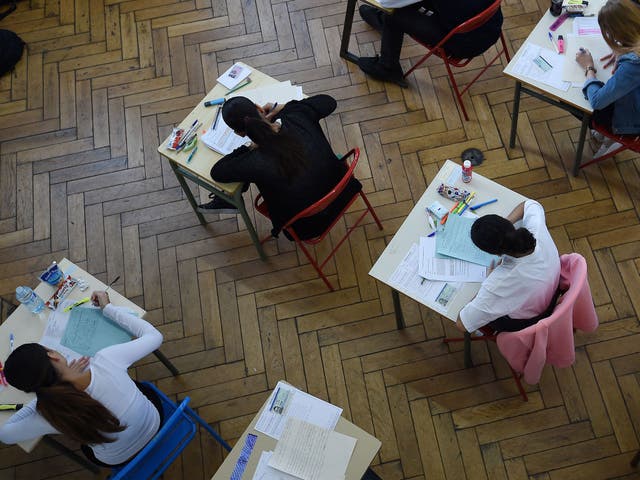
(439, 0, 503, 44)
(281, 148, 360, 229)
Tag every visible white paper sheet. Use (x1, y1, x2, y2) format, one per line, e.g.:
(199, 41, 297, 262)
(228, 81, 304, 106)
(573, 17, 601, 36)
(255, 382, 342, 440)
(39, 305, 82, 363)
(217, 63, 252, 89)
(201, 113, 247, 155)
(419, 236, 487, 282)
(388, 243, 461, 315)
(268, 418, 355, 480)
(563, 34, 613, 85)
(252, 452, 299, 480)
(511, 42, 570, 91)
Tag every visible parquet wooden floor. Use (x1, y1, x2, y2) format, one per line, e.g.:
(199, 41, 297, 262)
(1, 0, 639, 478)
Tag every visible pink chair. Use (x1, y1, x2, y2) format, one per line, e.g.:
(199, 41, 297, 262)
(445, 253, 598, 401)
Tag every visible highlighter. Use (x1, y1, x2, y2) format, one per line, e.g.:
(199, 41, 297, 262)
(557, 35, 565, 54)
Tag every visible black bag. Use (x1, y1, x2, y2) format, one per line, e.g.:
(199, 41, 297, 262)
(0, 29, 25, 76)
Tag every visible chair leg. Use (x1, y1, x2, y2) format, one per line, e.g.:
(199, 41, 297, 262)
(153, 349, 179, 376)
(443, 59, 469, 121)
(297, 241, 335, 291)
(508, 366, 528, 401)
(631, 450, 640, 468)
(185, 406, 232, 452)
(359, 192, 383, 230)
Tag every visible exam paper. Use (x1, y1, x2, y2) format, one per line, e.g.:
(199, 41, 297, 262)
(255, 381, 342, 440)
(573, 17, 601, 36)
(436, 214, 500, 267)
(563, 34, 613, 85)
(201, 115, 247, 155)
(60, 307, 131, 357)
(268, 418, 355, 480)
(252, 451, 299, 480)
(510, 42, 570, 91)
(39, 305, 83, 363)
(388, 243, 461, 314)
(419, 236, 487, 282)
(228, 81, 304, 106)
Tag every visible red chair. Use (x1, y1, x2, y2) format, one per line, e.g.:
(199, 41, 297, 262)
(254, 148, 383, 292)
(577, 121, 640, 170)
(444, 254, 598, 401)
(403, 0, 510, 121)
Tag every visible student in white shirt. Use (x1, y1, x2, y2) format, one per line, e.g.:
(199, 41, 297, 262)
(0, 291, 163, 467)
(455, 200, 561, 333)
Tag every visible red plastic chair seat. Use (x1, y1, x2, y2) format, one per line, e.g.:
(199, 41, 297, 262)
(578, 121, 640, 170)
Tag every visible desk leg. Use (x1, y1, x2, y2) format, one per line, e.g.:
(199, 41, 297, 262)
(340, 0, 359, 64)
(43, 436, 100, 474)
(509, 81, 522, 148)
(391, 289, 405, 329)
(464, 332, 473, 368)
(361, 467, 382, 480)
(169, 160, 206, 225)
(154, 349, 179, 376)
(572, 114, 590, 176)
(232, 187, 267, 261)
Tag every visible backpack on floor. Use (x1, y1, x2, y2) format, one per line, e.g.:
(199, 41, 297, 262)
(0, 29, 25, 76)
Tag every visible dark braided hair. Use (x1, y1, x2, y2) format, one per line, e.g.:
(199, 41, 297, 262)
(471, 214, 536, 256)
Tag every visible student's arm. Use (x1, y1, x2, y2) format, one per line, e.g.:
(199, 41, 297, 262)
(95, 301, 163, 369)
(0, 400, 59, 444)
(210, 146, 253, 183)
(281, 95, 337, 121)
(582, 58, 640, 111)
(506, 201, 525, 224)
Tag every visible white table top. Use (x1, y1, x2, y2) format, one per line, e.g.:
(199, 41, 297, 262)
(157, 63, 282, 195)
(369, 160, 527, 322)
(0, 258, 145, 452)
(211, 384, 381, 480)
(503, 0, 606, 114)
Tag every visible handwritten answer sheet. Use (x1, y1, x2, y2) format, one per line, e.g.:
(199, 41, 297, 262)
(388, 244, 461, 314)
(419, 236, 487, 282)
(60, 307, 131, 357)
(252, 451, 299, 480)
(255, 381, 342, 440)
(268, 418, 356, 480)
(40, 305, 83, 362)
(562, 34, 613, 85)
(436, 214, 501, 267)
(510, 42, 570, 91)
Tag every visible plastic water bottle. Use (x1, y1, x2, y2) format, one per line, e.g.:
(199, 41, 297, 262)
(15, 286, 45, 314)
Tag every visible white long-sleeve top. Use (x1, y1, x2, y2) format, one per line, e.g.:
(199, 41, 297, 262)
(0, 304, 163, 465)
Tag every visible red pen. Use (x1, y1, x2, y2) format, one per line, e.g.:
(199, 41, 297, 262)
(557, 35, 565, 54)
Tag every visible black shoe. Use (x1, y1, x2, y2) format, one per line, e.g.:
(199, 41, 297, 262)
(197, 194, 238, 214)
(358, 56, 408, 88)
(359, 4, 385, 32)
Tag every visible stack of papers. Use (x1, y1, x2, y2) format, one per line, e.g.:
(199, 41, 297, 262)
(201, 81, 304, 155)
(419, 236, 487, 283)
(435, 213, 500, 268)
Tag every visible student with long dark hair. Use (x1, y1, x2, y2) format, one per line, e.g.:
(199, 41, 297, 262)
(199, 95, 361, 240)
(0, 291, 163, 467)
(454, 200, 561, 333)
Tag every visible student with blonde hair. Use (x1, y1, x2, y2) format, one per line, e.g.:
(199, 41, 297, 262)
(575, 0, 640, 154)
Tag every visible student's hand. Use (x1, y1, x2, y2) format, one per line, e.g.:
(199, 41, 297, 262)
(68, 356, 90, 374)
(262, 103, 284, 122)
(91, 291, 110, 309)
(600, 51, 619, 73)
(575, 48, 595, 70)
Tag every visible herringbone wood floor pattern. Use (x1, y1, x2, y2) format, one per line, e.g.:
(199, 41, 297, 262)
(1, 0, 640, 478)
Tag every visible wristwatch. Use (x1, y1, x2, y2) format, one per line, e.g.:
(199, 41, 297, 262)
(585, 65, 597, 76)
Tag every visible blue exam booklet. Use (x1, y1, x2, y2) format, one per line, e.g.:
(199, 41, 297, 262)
(60, 307, 131, 357)
(436, 213, 500, 267)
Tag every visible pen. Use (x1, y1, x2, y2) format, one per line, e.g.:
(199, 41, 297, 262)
(0, 404, 23, 411)
(441, 201, 460, 225)
(269, 387, 280, 411)
(458, 192, 476, 215)
(470, 199, 498, 211)
(105, 275, 120, 293)
(225, 78, 252, 96)
(212, 108, 221, 131)
(63, 297, 91, 312)
(9, 333, 14, 352)
(204, 98, 225, 107)
(186, 146, 198, 164)
(548, 32, 559, 54)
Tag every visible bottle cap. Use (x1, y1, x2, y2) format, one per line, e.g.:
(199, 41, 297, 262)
(463, 160, 471, 168)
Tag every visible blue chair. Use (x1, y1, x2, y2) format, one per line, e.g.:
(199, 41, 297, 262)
(109, 382, 231, 480)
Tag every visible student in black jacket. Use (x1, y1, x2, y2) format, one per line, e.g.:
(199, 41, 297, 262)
(358, 0, 503, 86)
(199, 95, 361, 240)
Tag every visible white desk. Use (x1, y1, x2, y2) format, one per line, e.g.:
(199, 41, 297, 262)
(369, 160, 527, 361)
(0, 258, 173, 472)
(210, 383, 381, 480)
(503, 0, 605, 175)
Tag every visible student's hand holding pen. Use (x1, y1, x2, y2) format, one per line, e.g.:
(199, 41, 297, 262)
(91, 291, 111, 309)
(263, 102, 284, 121)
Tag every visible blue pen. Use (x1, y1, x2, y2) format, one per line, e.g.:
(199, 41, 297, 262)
(212, 108, 222, 131)
(9, 333, 14, 352)
(470, 199, 498, 211)
(269, 387, 280, 411)
(186, 146, 198, 164)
